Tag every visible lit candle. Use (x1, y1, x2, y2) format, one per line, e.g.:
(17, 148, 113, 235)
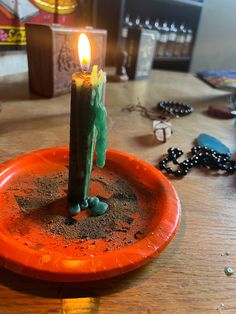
(68, 33, 108, 216)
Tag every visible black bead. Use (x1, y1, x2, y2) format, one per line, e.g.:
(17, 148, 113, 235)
(166, 167, 173, 173)
(175, 170, 183, 177)
(159, 163, 165, 170)
(182, 160, 190, 167)
(227, 167, 234, 173)
(192, 156, 200, 165)
(182, 169, 189, 176)
(188, 161, 194, 168)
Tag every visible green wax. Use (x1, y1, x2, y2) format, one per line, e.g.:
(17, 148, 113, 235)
(94, 80, 107, 168)
(68, 71, 107, 207)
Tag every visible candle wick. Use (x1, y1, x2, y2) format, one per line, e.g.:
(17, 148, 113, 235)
(80, 69, 90, 76)
(80, 64, 90, 73)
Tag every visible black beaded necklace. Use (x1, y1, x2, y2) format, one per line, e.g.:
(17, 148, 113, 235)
(158, 101, 194, 117)
(159, 146, 236, 177)
(124, 100, 194, 120)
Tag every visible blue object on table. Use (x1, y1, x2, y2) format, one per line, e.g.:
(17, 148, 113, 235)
(197, 133, 231, 154)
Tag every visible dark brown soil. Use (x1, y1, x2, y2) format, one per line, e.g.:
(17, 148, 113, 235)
(11, 168, 152, 250)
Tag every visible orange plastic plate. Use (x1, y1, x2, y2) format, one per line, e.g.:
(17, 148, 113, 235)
(0, 147, 181, 282)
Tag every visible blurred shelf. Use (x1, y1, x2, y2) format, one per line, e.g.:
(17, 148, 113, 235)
(154, 56, 191, 72)
(155, 56, 191, 62)
(154, 0, 204, 8)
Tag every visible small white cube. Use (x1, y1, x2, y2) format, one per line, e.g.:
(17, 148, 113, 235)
(153, 120, 172, 142)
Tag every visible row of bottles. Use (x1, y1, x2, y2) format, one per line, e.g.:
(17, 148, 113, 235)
(122, 15, 193, 58)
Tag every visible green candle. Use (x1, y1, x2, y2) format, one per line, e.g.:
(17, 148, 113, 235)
(68, 34, 108, 216)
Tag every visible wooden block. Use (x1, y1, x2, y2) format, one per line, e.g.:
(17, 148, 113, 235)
(126, 28, 156, 80)
(25, 23, 107, 97)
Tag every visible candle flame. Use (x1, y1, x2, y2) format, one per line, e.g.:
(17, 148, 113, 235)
(78, 33, 91, 71)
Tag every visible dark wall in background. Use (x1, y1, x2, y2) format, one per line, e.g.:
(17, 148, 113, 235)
(93, 0, 125, 63)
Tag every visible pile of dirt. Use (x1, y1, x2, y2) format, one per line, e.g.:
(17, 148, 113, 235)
(11, 169, 152, 250)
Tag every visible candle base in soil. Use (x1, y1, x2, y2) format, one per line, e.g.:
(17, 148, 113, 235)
(69, 196, 108, 216)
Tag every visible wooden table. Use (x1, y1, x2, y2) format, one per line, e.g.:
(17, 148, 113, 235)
(0, 70, 235, 314)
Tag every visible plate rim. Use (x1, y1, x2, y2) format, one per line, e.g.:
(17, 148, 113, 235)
(0, 147, 181, 282)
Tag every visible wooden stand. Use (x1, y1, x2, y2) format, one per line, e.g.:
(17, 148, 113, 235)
(25, 23, 107, 97)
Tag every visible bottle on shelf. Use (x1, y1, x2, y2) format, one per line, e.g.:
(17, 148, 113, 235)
(133, 16, 143, 29)
(153, 19, 161, 49)
(143, 17, 152, 30)
(165, 22, 177, 57)
(182, 27, 193, 56)
(173, 23, 186, 57)
(156, 21, 169, 57)
(121, 14, 132, 40)
(121, 14, 132, 49)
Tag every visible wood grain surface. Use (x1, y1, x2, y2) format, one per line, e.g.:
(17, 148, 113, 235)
(0, 70, 235, 314)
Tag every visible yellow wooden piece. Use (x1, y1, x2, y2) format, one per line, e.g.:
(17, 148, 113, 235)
(34, 0, 77, 14)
